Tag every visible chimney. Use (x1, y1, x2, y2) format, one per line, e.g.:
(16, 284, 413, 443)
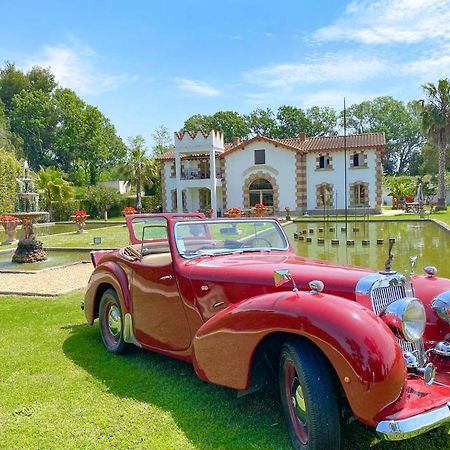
(298, 132, 307, 141)
(232, 136, 241, 146)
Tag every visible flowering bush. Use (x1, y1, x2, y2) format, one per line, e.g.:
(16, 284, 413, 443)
(0, 215, 20, 222)
(122, 206, 137, 215)
(255, 203, 265, 209)
(225, 207, 241, 217)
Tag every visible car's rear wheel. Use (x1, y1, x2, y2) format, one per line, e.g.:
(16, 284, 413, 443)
(99, 288, 128, 354)
(279, 339, 341, 450)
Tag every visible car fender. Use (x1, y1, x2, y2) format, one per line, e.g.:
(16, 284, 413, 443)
(192, 290, 406, 427)
(84, 261, 132, 325)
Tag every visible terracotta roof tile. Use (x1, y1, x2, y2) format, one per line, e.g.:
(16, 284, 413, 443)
(156, 132, 385, 160)
(277, 132, 385, 152)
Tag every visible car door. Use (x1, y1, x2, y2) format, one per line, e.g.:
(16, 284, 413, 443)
(131, 256, 191, 351)
(127, 216, 191, 351)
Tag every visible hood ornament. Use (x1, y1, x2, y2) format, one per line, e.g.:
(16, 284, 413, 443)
(380, 239, 396, 275)
(409, 256, 418, 276)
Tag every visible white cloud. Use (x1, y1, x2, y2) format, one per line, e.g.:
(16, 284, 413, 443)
(244, 53, 388, 89)
(314, 0, 450, 44)
(173, 77, 222, 96)
(26, 42, 137, 95)
(400, 50, 450, 81)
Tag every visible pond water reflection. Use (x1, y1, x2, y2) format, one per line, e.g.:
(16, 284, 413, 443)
(286, 221, 450, 279)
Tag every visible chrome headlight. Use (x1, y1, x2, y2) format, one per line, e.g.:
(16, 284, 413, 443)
(381, 297, 426, 343)
(432, 291, 450, 324)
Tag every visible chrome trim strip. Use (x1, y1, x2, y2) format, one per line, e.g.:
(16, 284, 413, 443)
(376, 402, 450, 441)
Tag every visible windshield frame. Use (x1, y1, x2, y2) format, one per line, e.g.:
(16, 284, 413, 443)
(173, 218, 289, 259)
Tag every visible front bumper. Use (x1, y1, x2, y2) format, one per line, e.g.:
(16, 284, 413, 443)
(376, 402, 450, 440)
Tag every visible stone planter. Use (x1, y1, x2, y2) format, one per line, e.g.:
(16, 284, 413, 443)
(1, 219, 21, 245)
(70, 215, 90, 233)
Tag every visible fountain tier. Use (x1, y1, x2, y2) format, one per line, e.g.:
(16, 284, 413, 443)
(10, 162, 49, 263)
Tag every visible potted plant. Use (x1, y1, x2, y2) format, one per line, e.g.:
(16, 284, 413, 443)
(0, 215, 21, 245)
(225, 207, 241, 218)
(254, 203, 267, 217)
(70, 209, 90, 233)
(122, 206, 137, 216)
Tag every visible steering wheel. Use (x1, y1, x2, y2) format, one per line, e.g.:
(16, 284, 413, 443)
(244, 237, 272, 247)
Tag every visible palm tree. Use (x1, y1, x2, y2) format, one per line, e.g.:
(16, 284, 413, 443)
(35, 166, 74, 218)
(417, 79, 450, 210)
(119, 135, 158, 212)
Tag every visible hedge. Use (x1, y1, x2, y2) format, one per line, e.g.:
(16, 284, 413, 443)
(0, 148, 21, 215)
(50, 200, 81, 222)
(77, 195, 162, 219)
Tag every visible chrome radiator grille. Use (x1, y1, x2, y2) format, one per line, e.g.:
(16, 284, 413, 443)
(370, 282, 426, 366)
(371, 284, 406, 315)
(398, 339, 427, 366)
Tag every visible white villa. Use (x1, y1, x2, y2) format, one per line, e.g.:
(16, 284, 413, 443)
(157, 130, 385, 216)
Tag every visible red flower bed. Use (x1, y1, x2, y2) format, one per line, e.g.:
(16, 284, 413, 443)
(0, 215, 20, 222)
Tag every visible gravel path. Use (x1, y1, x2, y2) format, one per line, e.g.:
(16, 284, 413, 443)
(0, 262, 94, 296)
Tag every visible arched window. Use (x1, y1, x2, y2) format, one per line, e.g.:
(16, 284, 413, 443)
(249, 178, 273, 206)
(316, 183, 333, 208)
(350, 182, 369, 207)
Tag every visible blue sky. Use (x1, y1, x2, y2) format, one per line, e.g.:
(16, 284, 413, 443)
(2, 0, 450, 145)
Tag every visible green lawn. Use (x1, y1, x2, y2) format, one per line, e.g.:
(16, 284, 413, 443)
(40, 224, 130, 249)
(0, 293, 448, 449)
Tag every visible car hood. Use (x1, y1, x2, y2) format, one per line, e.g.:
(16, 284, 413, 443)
(185, 251, 374, 302)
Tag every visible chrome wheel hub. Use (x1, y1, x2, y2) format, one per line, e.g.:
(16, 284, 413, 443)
(292, 381, 307, 425)
(108, 305, 122, 338)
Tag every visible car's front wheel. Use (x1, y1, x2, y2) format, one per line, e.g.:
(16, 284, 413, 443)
(99, 288, 128, 354)
(279, 339, 341, 450)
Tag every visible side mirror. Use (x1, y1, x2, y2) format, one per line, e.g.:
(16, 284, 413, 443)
(274, 269, 293, 287)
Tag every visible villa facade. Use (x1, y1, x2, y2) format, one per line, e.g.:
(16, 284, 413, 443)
(156, 130, 385, 216)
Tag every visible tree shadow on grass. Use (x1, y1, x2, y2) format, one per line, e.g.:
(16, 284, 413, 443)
(62, 324, 449, 450)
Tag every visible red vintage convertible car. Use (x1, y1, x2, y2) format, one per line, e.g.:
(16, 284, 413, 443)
(83, 213, 450, 449)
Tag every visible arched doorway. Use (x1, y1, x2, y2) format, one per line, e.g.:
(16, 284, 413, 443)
(249, 178, 273, 206)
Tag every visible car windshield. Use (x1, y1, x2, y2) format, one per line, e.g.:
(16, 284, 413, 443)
(174, 219, 289, 258)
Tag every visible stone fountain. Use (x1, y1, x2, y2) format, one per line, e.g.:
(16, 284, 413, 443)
(11, 161, 49, 263)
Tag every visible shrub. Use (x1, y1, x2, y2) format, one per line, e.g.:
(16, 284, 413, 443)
(0, 148, 21, 214)
(83, 185, 122, 219)
(51, 200, 81, 221)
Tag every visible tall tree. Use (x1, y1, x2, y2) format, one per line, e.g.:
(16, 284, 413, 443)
(245, 108, 277, 138)
(78, 105, 126, 185)
(305, 106, 338, 136)
(343, 97, 425, 175)
(151, 125, 173, 156)
(27, 66, 57, 94)
(0, 62, 30, 113)
(416, 79, 450, 210)
(183, 114, 211, 133)
(275, 105, 310, 139)
(183, 111, 249, 142)
(119, 135, 158, 212)
(53, 88, 88, 171)
(10, 89, 58, 168)
(0, 99, 22, 156)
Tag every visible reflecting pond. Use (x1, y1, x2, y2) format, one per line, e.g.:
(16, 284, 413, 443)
(285, 221, 450, 279)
